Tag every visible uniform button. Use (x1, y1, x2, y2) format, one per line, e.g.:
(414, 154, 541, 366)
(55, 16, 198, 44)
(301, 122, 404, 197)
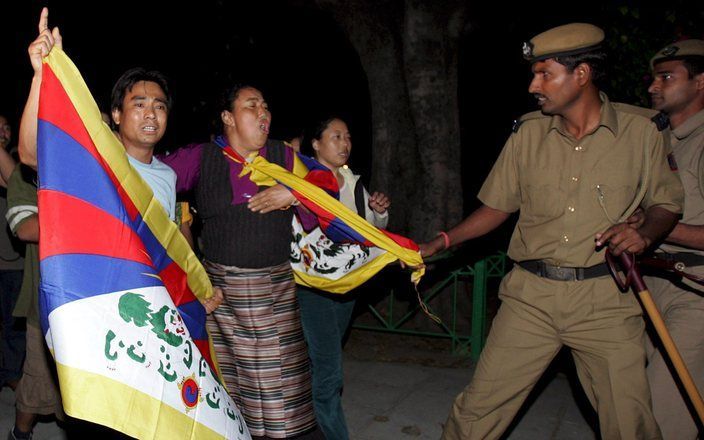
(562, 235, 569, 242)
(568, 206, 575, 212)
(571, 176, 579, 182)
(574, 146, 583, 151)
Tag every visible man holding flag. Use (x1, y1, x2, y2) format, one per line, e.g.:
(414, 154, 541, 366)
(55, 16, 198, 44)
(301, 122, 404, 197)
(18, 9, 221, 311)
(19, 12, 203, 249)
(15, 8, 241, 440)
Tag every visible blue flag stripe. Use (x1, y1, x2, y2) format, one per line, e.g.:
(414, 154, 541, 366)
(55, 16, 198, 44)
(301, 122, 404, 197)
(176, 300, 207, 340)
(40, 253, 164, 318)
(326, 217, 367, 243)
(38, 120, 128, 222)
(37, 120, 176, 274)
(131, 216, 174, 273)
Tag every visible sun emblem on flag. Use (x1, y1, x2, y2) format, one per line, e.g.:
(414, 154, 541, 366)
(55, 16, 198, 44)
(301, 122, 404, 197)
(301, 246, 314, 270)
(178, 374, 201, 411)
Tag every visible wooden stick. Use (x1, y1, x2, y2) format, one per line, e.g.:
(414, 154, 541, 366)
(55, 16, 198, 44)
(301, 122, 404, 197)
(637, 287, 704, 424)
(607, 251, 704, 424)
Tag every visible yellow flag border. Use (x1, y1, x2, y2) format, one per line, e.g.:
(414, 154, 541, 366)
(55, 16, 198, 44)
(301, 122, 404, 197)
(56, 362, 226, 439)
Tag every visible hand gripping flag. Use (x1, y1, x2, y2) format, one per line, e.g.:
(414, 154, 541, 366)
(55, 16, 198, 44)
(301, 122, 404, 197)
(37, 48, 250, 439)
(216, 141, 425, 293)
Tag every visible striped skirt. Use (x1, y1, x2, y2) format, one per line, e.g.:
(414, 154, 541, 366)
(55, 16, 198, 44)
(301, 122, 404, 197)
(205, 260, 317, 439)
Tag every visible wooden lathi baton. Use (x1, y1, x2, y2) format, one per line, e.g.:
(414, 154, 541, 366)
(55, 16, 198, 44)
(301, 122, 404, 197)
(606, 250, 704, 424)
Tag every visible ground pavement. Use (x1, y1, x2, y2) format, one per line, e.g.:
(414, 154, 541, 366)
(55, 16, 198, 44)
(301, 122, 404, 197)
(0, 332, 597, 440)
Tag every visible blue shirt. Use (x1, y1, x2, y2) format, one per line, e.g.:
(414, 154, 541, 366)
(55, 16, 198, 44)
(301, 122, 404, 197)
(127, 155, 177, 221)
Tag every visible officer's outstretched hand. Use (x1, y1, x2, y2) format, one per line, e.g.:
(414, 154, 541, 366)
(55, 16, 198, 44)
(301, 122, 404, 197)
(595, 223, 651, 256)
(419, 237, 444, 259)
(28, 8, 62, 76)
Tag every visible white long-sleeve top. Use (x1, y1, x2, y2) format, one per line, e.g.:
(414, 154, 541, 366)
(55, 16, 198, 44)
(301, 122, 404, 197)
(338, 166, 388, 229)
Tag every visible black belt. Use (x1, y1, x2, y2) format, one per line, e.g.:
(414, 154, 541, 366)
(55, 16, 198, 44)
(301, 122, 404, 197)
(517, 260, 610, 281)
(653, 252, 704, 268)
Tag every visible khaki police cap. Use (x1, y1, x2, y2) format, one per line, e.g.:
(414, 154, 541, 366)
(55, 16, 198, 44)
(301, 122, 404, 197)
(650, 39, 704, 68)
(522, 23, 604, 62)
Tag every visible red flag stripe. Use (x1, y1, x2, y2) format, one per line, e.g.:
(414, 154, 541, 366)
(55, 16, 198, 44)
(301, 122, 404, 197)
(159, 261, 195, 308)
(38, 189, 153, 267)
(194, 339, 214, 372)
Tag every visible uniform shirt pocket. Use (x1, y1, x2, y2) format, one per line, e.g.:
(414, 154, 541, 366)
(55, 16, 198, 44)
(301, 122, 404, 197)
(522, 166, 564, 219)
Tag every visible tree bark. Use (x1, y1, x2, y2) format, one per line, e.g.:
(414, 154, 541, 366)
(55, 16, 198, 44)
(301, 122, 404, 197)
(402, 0, 465, 237)
(318, 0, 465, 240)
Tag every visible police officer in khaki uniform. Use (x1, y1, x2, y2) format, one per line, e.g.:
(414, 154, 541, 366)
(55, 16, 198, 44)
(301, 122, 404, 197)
(644, 39, 704, 440)
(421, 23, 684, 439)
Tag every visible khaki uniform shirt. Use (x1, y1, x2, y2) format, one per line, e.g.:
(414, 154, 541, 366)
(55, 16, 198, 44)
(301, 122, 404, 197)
(659, 109, 704, 257)
(479, 93, 684, 268)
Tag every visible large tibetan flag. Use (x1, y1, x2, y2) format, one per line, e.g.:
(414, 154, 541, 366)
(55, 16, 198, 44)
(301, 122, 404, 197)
(37, 48, 250, 439)
(217, 143, 424, 294)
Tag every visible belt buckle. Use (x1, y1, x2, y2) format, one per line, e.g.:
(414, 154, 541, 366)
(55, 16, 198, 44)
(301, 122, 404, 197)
(543, 265, 576, 281)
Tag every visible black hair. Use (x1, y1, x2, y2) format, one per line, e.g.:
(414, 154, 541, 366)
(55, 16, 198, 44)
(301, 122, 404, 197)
(219, 83, 262, 112)
(655, 55, 704, 79)
(110, 68, 172, 124)
(216, 83, 264, 132)
(554, 49, 608, 86)
(300, 115, 344, 158)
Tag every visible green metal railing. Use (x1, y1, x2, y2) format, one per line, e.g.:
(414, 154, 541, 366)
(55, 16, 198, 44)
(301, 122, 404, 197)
(352, 252, 507, 361)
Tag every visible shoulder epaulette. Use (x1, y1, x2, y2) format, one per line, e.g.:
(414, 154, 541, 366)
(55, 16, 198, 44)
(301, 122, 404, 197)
(611, 102, 656, 117)
(651, 112, 670, 131)
(511, 119, 523, 133)
(612, 102, 670, 131)
(512, 110, 545, 133)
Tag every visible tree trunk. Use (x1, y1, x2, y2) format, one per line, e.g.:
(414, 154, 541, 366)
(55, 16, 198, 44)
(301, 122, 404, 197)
(318, 0, 465, 241)
(402, 0, 465, 237)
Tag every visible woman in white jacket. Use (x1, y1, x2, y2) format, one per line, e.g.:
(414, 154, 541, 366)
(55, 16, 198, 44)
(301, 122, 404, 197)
(297, 116, 390, 440)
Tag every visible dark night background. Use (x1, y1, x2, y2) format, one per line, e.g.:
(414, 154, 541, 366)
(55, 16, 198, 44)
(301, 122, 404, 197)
(1, 1, 702, 246)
